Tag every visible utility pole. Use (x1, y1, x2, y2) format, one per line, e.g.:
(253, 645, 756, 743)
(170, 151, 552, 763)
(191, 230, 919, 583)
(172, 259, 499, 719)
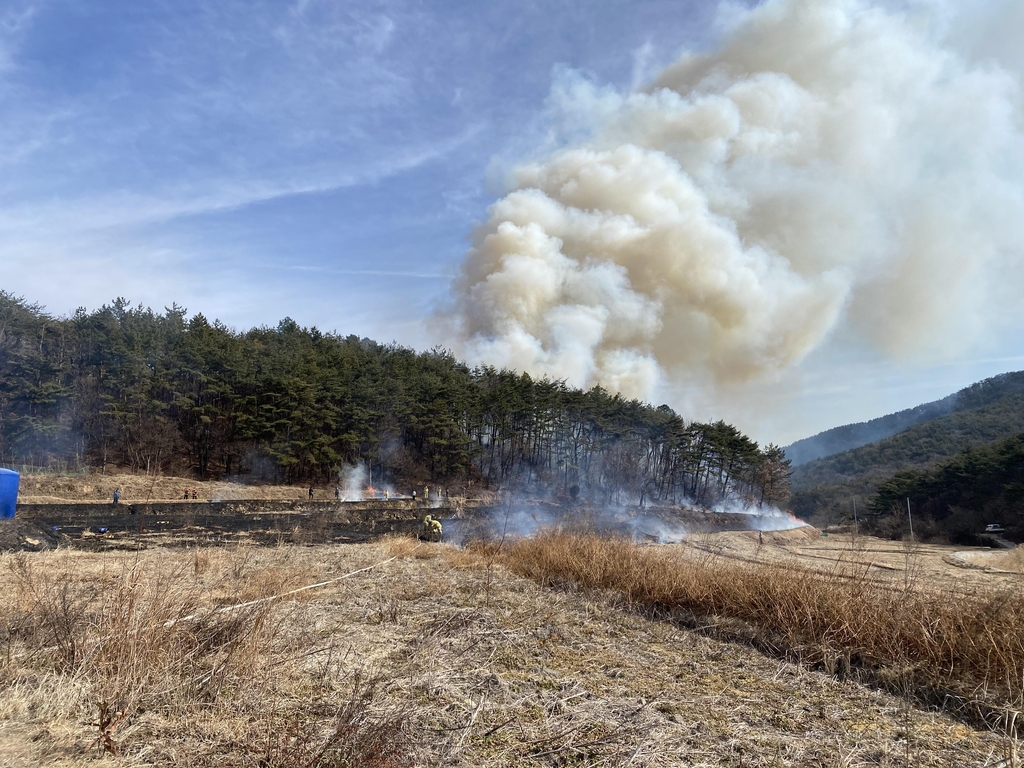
(906, 497, 914, 541)
(853, 498, 858, 535)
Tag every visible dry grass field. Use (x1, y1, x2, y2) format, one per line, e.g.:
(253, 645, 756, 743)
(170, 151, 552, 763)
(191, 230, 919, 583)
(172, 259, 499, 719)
(498, 531, 1024, 729)
(679, 528, 1024, 590)
(2, 529, 1022, 767)
(16, 472, 355, 504)
(960, 546, 1024, 576)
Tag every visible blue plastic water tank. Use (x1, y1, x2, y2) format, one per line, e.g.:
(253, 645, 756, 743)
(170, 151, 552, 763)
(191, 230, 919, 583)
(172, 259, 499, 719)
(0, 468, 19, 519)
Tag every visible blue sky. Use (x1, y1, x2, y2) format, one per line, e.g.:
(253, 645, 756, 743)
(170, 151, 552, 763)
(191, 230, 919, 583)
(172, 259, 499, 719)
(3, 0, 1024, 445)
(0, 0, 716, 335)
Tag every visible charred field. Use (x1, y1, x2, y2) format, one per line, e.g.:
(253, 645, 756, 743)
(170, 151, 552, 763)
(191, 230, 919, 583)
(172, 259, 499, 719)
(2, 517, 1024, 767)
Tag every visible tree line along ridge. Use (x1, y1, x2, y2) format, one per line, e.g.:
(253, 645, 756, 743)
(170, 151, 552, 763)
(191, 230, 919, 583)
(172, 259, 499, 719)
(0, 293, 791, 508)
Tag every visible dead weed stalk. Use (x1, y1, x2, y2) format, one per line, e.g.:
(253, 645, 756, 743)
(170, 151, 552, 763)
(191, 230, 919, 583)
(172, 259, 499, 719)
(3, 550, 286, 753)
(258, 672, 412, 768)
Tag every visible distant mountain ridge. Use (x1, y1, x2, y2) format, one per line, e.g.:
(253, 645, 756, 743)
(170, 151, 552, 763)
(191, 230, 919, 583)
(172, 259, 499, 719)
(788, 370, 1024, 523)
(785, 370, 1024, 467)
(784, 394, 958, 466)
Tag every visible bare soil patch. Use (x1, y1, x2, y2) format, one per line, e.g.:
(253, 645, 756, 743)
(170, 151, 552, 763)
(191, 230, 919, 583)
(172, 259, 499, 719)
(0, 519, 60, 552)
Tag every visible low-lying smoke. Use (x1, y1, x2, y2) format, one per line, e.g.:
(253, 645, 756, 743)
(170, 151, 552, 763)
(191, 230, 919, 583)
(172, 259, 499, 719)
(713, 498, 808, 532)
(338, 463, 369, 502)
(447, 0, 1024, 405)
(445, 498, 801, 546)
(443, 503, 692, 546)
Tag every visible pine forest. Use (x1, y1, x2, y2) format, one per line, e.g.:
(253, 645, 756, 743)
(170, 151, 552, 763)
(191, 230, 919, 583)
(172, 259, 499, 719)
(0, 293, 791, 508)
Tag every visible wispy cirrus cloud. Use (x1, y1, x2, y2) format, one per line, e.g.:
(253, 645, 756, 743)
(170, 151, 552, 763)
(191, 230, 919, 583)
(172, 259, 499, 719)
(0, 123, 482, 239)
(0, 0, 38, 72)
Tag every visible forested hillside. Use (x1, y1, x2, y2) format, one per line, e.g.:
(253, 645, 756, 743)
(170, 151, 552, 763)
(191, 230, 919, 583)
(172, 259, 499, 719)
(869, 434, 1024, 542)
(790, 371, 1024, 522)
(0, 292, 789, 507)
(783, 394, 957, 466)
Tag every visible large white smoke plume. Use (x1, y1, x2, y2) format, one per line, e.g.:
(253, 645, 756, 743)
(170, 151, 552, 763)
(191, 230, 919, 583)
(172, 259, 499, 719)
(447, 0, 1024, 405)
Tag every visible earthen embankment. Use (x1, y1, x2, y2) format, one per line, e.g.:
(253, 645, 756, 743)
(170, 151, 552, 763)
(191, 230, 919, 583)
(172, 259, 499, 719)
(14, 499, 489, 542)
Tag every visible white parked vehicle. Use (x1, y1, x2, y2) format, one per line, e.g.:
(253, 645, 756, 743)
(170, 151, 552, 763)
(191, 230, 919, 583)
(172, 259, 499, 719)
(985, 524, 1006, 534)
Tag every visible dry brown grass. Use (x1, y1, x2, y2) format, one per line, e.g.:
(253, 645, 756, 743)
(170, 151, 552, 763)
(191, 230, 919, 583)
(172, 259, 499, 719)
(0, 545, 414, 766)
(17, 471, 333, 504)
(1, 536, 1020, 766)
(492, 529, 1024, 729)
(18, 471, 497, 505)
(997, 547, 1024, 574)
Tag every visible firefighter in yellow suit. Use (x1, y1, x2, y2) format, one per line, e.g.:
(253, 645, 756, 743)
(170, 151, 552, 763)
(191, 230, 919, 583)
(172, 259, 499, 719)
(422, 514, 442, 542)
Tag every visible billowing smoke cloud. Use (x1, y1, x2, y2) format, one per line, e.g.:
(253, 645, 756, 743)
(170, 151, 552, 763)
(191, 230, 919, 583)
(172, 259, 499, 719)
(447, 0, 1024, 403)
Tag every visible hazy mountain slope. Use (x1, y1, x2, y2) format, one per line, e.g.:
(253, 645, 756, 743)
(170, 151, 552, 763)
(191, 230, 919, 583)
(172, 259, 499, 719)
(784, 370, 1024, 466)
(792, 393, 1024, 491)
(784, 395, 957, 466)
(789, 371, 1024, 522)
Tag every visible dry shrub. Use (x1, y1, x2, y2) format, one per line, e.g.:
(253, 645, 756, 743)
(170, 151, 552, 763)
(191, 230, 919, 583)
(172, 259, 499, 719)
(999, 547, 1024, 574)
(257, 673, 412, 768)
(0, 547, 420, 765)
(380, 534, 419, 559)
(494, 530, 1024, 726)
(2, 552, 282, 756)
(8, 552, 272, 720)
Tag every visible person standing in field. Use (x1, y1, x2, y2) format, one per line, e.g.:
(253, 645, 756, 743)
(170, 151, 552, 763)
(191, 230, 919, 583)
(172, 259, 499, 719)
(112, 489, 120, 505)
